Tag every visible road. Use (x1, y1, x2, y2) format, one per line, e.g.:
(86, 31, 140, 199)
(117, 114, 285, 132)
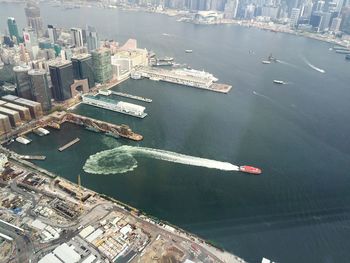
(0, 221, 34, 263)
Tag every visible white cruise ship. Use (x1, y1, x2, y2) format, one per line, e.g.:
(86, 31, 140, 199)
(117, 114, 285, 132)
(173, 68, 218, 82)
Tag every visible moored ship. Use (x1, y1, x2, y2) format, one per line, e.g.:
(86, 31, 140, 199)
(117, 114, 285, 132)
(239, 165, 262, 175)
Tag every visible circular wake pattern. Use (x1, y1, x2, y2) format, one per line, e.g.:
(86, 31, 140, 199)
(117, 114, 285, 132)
(83, 148, 137, 174)
(83, 145, 239, 175)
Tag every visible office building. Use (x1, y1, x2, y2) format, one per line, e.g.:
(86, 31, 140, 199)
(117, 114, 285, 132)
(330, 17, 342, 31)
(86, 26, 99, 52)
(23, 27, 39, 59)
(49, 60, 74, 101)
(48, 25, 58, 44)
(71, 54, 95, 89)
(13, 65, 32, 100)
(7, 17, 20, 44)
(24, 1, 43, 36)
(290, 8, 301, 27)
(2, 95, 43, 119)
(0, 114, 11, 135)
(28, 69, 52, 112)
(91, 49, 113, 84)
(70, 28, 84, 48)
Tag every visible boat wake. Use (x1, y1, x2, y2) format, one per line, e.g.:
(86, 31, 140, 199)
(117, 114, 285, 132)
(83, 145, 239, 175)
(302, 57, 325, 73)
(276, 59, 298, 69)
(253, 91, 275, 103)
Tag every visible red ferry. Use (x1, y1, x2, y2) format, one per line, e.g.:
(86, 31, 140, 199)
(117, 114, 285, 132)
(239, 165, 262, 175)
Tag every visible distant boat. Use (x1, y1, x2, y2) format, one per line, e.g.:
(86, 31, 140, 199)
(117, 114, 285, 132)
(185, 49, 193, 53)
(262, 60, 271, 64)
(346, 54, 350, 60)
(273, 80, 285, 84)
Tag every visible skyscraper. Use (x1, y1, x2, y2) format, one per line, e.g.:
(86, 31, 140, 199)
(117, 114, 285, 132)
(70, 28, 84, 48)
(86, 26, 100, 52)
(71, 54, 95, 89)
(91, 49, 113, 84)
(23, 27, 39, 59)
(28, 69, 52, 112)
(290, 8, 301, 27)
(49, 60, 74, 101)
(24, 1, 43, 36)
(7, 17, 20, 44)
(13, 65, 32, 100)
(48, 25, 58, 44)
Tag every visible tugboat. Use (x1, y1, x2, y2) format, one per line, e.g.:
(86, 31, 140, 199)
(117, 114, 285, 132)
(239, 165, 262, 175)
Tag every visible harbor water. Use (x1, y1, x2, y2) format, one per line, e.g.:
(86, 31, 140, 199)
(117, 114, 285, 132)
(1, 4, 350, 262)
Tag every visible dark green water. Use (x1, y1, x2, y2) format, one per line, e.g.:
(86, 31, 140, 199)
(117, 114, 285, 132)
(2, 4, 350, 262)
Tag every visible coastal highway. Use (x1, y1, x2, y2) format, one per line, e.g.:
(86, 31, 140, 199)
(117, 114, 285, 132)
(0, 220, 34, 263)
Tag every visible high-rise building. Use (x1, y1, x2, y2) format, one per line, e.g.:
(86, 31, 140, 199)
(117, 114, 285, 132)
(49, 60, 74, 101)
(224, 0, 240, 19)
(13, 65, 32, 100)
(2, 95, 43, 119)
(290, 8, 301, 26)
(71, 54, 95, 89)
(7, 17, 20, 44)
(48, 25, 58, 44)
(86, 26, 99, 52)
(70, 28, 84, 48)
(23, 27, 39, 59)
(24, 1, 43, 36)
(28, 69, 52, 112)
(91, 49, 113, 84)
(330, 17, 342, 31)
(340, 7, 350, 34)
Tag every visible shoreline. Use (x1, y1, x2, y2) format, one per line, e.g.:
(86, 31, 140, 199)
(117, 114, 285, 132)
(1, 145, 246, 262)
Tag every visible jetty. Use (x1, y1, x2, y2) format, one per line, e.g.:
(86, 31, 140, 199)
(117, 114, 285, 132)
(111, 91, 152, 103)
(58, 138, 80, 152)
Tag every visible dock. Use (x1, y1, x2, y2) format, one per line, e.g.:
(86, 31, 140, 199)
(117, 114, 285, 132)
(110, 91, 152, 103)
(58, 138, 80, 152)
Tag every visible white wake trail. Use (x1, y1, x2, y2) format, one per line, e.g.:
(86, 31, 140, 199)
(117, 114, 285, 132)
(83, 145, 239, 175)
(302, 57, 325, 73)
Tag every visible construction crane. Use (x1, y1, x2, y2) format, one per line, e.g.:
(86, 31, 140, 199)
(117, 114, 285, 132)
(77, 174, 84, 213)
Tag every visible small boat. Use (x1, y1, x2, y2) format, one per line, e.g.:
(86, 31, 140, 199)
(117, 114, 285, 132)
(239, 165, 262, 175)
(262, 60, 271, 64)
(346, 54, 350, 60)
(16, 136, 31, 145)
(273, 80, 285, 84)
(185, 49, 193, 53)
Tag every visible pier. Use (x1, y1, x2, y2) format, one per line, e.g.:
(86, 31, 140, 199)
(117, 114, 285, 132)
(50, 112, 143, 141)
(110, 91, 152, 103)
(58, 138, 80, 152)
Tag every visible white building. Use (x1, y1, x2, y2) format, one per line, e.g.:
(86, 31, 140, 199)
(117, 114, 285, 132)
(290, 8, 301, 27)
